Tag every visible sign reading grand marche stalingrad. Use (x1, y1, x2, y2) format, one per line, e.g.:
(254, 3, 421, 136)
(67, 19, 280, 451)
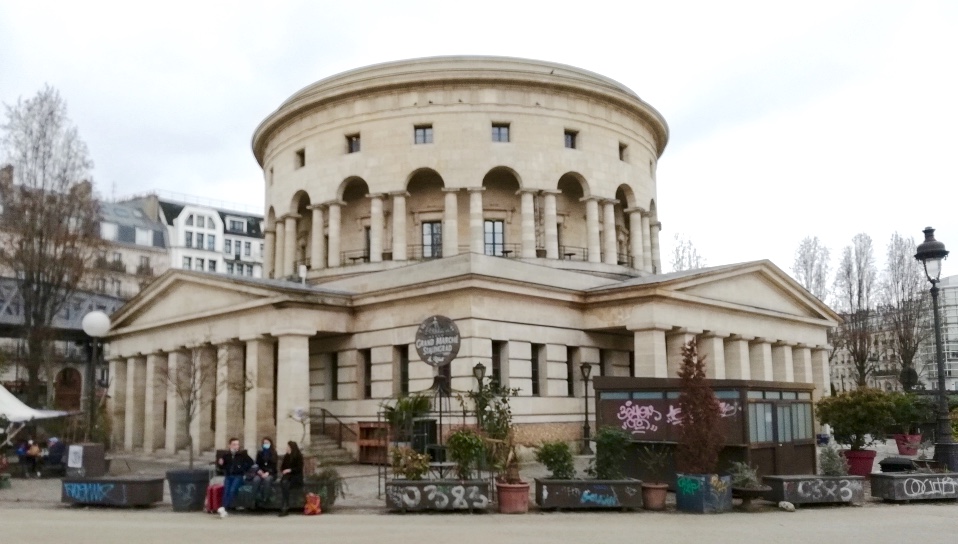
(415, 315, 460, 367)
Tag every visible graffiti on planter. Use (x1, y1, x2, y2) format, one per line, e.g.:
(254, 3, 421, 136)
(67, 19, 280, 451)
(902, 476, 958, 498)
(676, 476, 701, 495)
(617, 401, 662, 434)
(792, 478, 855, 502)
(173, 483, 197, 505)
(580, 486, 620, 507)
(388, 484, 489, 510)
(64, 482, 127, 504)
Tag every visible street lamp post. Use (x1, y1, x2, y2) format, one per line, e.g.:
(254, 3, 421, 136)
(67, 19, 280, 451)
(579, 363, 593, 455)
(914, 226, 957, 470)
(81, 311, 111, 442)
(473, 362, 486, 429)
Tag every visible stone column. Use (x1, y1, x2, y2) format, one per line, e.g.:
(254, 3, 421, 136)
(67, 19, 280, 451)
(309, 205, 325, 270)
(468, 187, 485, 254)
(602, 199, 618, 265)
(626, 208, 645, 270)
(143, 353, 168, 453)
(274, 223, 285, 278)
(519, 189, 536, 258)
(215, 343, 245, 447)
(283, 214, 298, 277)
(124, 356, 146, 451)
(326, 201, 342, 267)
(632, 328, 668, 378)
(263, 228, 275, 278)
(640, 213, 652, 272)
(367, 194, 384, 262)
(190, 346, 216, 456)
(243, 336, 276, 446)
(793, 346, 814, 384)
(772, 342, 795, 382)
(811, 348, 831, 401)
(543, 190, 560, 259)
(108, 359, 127, 452)
(723, 336, 752, 380)
(274, 330, 313, 447)
(698, 333, 727, 379)
(391, 192, 408, 261)
(442, 188, 460, 257)
(749, 339, 774, 381)
(582, 197, 601, 263)
(165, 350, 189, 454)
(666, 332, 698, 378)
(650, 221, 662, 273)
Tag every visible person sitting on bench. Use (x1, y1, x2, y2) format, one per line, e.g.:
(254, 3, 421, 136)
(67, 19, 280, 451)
(18, 439, 41, 477)
(42, 437, 66, 473)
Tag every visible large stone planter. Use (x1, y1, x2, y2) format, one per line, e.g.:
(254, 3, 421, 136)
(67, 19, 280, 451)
(675, 474, 732, 514)
(871, 472, 958, 502)
(385, 480, 492, 512)
(62, 476, 164, 507)
(233, 479, 341, 511)
(166, 469, 212, 512)
(762, 475, 864, 506)
(534, 479, 643, 510)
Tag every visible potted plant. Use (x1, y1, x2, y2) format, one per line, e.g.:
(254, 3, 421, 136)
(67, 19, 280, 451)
(446, 427, 486, 480)
(889, 392, 932, 455)
(382, 394, 431, 445)
(390, 446, 430, 480)
(674, 340, 731, 514)
(816, 388, 894, 476)
(486, 429, 528, 514)
(636, 444, 669, 511)
(535, 441, 576, 480)
(727, 461, 770, 511)
(303, 467, 347, 510)
(762, 444, 865, 506)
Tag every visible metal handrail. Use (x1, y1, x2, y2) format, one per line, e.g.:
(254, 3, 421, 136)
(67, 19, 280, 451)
(311, 408, 358, 449)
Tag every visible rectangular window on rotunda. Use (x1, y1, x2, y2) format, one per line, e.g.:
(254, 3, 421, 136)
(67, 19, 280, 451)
(564, 129, 577, 149)
(492, 123, 510, 142)
(414, 125, 433, 144)
(422, 221, 442, 258)
(346, 134, 360, 153)
(295, 148, 305, 168)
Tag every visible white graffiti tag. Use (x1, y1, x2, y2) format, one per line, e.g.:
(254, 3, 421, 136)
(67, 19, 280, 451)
(617, 401, 663, 434)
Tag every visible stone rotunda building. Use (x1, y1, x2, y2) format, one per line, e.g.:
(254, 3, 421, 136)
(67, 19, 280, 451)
(106, 57, 839, 457)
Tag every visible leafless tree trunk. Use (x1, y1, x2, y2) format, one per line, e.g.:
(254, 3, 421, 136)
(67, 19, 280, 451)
(791, 236, 831, 301)
(0, 87, 101, 406)
(833, 233, 878, 387)
(669, 233, 707, 272)
(879, 232, 931, 391)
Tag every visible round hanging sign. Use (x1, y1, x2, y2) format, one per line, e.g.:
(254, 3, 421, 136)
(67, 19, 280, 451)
(415, 315, 461, 367)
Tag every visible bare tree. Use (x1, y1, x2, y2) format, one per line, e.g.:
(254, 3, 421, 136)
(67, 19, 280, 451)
(0, 87, 101, 406)
(791, 236, 831, 301)
(879, 232, 931, 391)
(669, 233, 707, 272)
(833, 233, 879, 387)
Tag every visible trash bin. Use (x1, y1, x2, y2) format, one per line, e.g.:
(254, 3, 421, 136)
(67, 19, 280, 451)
(878, 457, 915, 473)
(66, 443, 107, 478)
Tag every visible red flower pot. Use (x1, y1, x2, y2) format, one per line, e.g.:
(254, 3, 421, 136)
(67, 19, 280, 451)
(496, 481, 530, 514)
(841, 449, 877, 477)
(893, 434, 921, 456)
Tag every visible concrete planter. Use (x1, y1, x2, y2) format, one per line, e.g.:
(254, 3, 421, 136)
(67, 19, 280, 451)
(166, 469, 212, 512)
(871, 472, 958, 502)
(762, 475, 864, 506)
(62, 477, 164, 507)
(675, 474, 732, 514)
(534, 479, 643, 511)
(385, 480, 492, 512)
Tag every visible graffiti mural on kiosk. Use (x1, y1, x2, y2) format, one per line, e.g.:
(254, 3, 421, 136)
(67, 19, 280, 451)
(617, 399, 740, 437)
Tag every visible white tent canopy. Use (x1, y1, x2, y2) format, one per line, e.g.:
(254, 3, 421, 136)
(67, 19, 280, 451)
(0, 383, 69, 423)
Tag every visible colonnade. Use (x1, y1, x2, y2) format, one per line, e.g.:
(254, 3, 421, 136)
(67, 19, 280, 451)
(263, 190, 662, 278)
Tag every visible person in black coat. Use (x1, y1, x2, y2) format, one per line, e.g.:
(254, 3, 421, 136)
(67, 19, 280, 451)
(278, 440, 304, 517)
(252, 437, 278, 506)
(216, 437, 253, 517)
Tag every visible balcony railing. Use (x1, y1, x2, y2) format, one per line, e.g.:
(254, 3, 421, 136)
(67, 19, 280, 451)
(94, 257, 127, 273)
(135, 264, 153, 277)
(559, 246, 588, 261)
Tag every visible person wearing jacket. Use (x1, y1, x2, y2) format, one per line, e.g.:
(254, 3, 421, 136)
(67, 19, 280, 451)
(252, 437, 277, 507)
(278, 441, 304, 517)
(216, 437, 253, 518)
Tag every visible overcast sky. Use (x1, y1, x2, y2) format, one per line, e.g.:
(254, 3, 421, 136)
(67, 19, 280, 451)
(2, 1, 956, 281)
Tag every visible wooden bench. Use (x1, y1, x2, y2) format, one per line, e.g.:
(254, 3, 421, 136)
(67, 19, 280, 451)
(61, 476, 164, 507)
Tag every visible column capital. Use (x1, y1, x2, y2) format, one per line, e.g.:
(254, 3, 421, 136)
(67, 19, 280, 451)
(278, 213, 301, 222)
(307, 203, 325, 211)
(467, 186, 486, 193)
(322, 199, 346, 208)
(264, 227, 276, 234)
(541, 189, 562, 196)
(700, 330, 730, 339)
(668, 327, 704, 336)
(389, 191, 411, 198)
(773, 340, 796, 347)
(270, 328, 316, 338)
(748, 337, 771, 345)
(627, 323, 673, 332)
(515, 188, 538, 195)
(441, 187, 462, 193)
(624, 206, 648, 215)
(728, 334, 756, 342)
(651, 221, 662, 229)
(239, 333, 273, 343)
(601, 198, 620, 206)
(579, 196, 603, 203)
(366, 192, 387, 200)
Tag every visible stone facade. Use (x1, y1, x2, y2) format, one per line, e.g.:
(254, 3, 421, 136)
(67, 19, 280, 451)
(105, 57, 840, 455)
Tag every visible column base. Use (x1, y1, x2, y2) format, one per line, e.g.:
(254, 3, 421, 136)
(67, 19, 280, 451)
(933, 441, 958, 471)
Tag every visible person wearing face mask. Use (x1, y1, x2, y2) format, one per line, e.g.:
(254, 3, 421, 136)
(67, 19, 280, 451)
(252, 437, 277, 507)
(216, 437, 253, 518)
(278, 441, 304, 517)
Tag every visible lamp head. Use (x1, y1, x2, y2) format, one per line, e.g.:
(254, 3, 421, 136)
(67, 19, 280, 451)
(914, 227, 949, 283)
(472, 362, 486, 383)
(579, 362, 592, 380)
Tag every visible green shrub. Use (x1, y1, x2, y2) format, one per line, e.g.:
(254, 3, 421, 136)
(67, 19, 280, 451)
(816, 388, 895, 450)
(535, 441, 576, 479)
(819, 445, 849, 476)
(447, 428, 486, 480)
(589, 426, 631, 480)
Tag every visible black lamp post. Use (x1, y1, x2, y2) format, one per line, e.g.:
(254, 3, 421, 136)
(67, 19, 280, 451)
(914, 226, 957, 470)
(81, 311, 111, 442)
(473, 362, 486, 428)
(580, 362, 593, 455)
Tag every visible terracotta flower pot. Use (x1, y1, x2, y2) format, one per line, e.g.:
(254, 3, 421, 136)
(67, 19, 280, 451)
(641, 482, 668, 511)
(893, 434, 921, 456)
(841, 449, 877, 477)
(496, 481, 530, 514)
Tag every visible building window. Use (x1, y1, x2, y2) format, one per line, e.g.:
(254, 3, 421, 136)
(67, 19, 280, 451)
(414, 125, 433, 144)
(226, 262, 234, 274)
(185, 231, 193, 248)
(564, 129, 577, 149)
(229, 219, 245, 232)
(484, 220, 504, 256)
(135, 227, 152, 246)
(295, 148, 305, 168)
(361, 349, 372, 400)
(492, 123, 510, 142)
(197, 216, 205, 228)
(619, 143, 628, 161)
(196, 233, 204, 249)
(183, 256, 191, 269)
(531, 343, 543, 397)
(246, 264, 253, 276)
(422, 221, 442, 258)
(208, 234, 216, 251)
(259, 243, 264, 255)
(112, 252, 122, 263)
(224, 239, 232, 254)
(567, 347, 575, 397)
(244, 241, 251, 256)
(491, 341, 505, 385)
(185, 214, 194, 226)
(195, 258, 204, 271)
(139, 256, 150, 268)
(329, 353, 339, 401)
(346, 134, 360, 153)
(208, 260, 216, 272)
(398, 346, 409, 396)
